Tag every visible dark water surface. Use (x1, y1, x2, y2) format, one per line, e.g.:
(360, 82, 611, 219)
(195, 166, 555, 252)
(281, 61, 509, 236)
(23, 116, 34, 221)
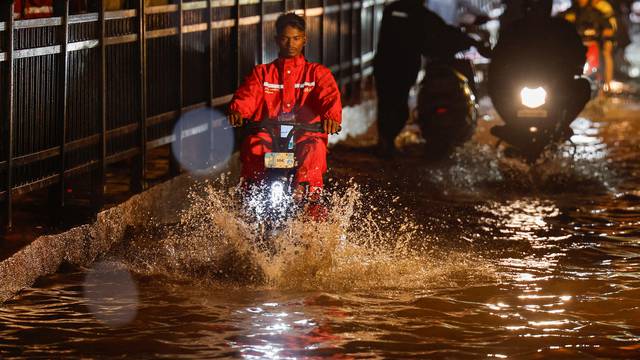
(1, 97, 639, 359)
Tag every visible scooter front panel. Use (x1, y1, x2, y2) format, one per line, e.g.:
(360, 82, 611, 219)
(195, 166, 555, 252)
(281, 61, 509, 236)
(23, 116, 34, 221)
(264, 152, 295, 169)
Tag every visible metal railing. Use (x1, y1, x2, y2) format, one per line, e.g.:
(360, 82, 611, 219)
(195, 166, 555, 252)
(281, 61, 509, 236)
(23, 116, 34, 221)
(0, 0, 384, 229)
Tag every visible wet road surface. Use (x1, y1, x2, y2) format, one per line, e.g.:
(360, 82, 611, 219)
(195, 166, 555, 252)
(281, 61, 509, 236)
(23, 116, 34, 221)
(1, 96, 639, 359)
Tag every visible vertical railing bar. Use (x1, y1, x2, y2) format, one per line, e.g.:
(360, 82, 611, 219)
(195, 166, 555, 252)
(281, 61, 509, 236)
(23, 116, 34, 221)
(259, 0, 264, 65)
(25, 53, 29, 167)
(321, 0, 326, 65)
(133, 0, 147, 192)
(207, 0, 215, 163)
(178, 1, 183, 129)
(338, 0, 343, 89)
(359, 0, 364, 95)
(350, 0, 355, 94)
(170, 0, 184, 176)
(234, 0, 240, 88)
(3, 1, 15, 231)
(302, 0, 306, 61)
(28, 50, 33, 186)
(207, 0, 213, 104)
(96, 0, 107, 210)
(57, 0, 70, 207)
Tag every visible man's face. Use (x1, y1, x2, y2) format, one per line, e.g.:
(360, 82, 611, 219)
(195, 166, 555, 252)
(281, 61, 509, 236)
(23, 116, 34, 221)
(276, 25, 306, 58)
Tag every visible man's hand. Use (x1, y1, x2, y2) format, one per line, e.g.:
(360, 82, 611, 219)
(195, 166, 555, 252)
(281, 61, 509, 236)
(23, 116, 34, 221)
(227, 110, 244, 127)
(322, 118, 341, 135)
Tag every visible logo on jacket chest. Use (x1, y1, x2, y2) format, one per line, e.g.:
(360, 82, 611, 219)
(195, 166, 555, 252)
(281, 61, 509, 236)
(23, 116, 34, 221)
(296, 81, 315, 93)
(263, 82, 283, 95)
(263, 81, 315, 94)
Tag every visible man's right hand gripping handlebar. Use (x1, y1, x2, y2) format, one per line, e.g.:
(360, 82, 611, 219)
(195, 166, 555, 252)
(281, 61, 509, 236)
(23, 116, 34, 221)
(227, 110, 244, 127)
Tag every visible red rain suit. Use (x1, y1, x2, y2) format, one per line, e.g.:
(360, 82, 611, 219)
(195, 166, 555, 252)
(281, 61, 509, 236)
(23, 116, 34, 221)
(229, 54, 342, 188)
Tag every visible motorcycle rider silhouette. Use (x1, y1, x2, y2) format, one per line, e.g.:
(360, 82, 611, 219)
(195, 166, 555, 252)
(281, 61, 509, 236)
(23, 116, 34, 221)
(489, 0, 592, 161)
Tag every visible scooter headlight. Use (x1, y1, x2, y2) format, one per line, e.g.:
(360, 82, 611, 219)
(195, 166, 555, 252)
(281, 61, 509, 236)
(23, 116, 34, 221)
(520, 87, 547, 109)
(270, 181, 285, 205)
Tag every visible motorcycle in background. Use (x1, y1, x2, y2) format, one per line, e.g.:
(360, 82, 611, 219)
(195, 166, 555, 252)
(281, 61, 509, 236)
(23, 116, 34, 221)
(416, 57, 478, 160)
(489, 69, 592, 163)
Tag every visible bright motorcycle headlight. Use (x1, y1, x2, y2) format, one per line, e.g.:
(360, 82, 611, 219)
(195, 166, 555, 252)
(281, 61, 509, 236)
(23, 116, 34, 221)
(520, 86, 547, 109)
(270, 181, 285, 205)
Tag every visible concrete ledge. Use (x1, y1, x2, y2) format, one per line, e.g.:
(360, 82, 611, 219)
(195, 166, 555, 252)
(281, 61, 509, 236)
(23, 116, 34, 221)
(0, 155, 240, 304)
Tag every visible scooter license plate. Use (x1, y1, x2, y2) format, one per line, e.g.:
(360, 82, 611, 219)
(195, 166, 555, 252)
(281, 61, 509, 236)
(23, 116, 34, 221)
(264, 152, 295, 168)
(517, 109, 548, 118)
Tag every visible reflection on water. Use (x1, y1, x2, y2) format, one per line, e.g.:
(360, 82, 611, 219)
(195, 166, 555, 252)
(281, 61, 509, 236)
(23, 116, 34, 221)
(229, 299, 350, 359)
(83, 261, 139, 328)
(1, 98, 640, 358)
(478, 199, 560, 242)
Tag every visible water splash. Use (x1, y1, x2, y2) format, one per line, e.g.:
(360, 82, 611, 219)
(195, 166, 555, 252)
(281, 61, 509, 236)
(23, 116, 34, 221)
(424, 138, 616, 196)
(108, 178, 497, 292)
(425, 142, 505, 193)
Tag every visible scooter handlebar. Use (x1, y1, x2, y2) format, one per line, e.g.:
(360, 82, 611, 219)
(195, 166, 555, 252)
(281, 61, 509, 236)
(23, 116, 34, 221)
(244, 120, 338, 134)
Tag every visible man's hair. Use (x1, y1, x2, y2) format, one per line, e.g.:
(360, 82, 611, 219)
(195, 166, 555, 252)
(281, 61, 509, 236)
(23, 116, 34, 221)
(275, 13, 306, 34)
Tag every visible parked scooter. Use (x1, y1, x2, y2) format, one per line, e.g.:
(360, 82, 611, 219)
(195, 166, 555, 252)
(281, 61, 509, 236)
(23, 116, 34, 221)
(416, 57, 478, 160)
(415, 24, 488, 160)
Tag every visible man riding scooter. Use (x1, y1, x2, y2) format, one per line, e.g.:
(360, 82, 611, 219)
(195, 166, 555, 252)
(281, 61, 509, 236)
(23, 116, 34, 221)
(226, 13, 342, 218)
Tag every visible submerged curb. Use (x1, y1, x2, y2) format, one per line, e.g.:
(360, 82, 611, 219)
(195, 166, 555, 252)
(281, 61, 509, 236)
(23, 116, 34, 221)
(0, 178, 173, 304)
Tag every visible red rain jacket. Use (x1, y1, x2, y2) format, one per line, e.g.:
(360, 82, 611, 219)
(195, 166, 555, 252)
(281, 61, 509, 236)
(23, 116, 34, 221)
(229, 54, 342, 129)
(229, 54, 342, 188)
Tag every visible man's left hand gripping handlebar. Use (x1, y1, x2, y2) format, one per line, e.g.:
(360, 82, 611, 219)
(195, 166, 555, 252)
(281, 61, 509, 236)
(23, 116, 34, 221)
(323, 117, 341, 135)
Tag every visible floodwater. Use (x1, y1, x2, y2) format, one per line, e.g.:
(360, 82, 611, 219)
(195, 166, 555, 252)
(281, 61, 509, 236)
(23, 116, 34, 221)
(1, 96, 640, 359)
